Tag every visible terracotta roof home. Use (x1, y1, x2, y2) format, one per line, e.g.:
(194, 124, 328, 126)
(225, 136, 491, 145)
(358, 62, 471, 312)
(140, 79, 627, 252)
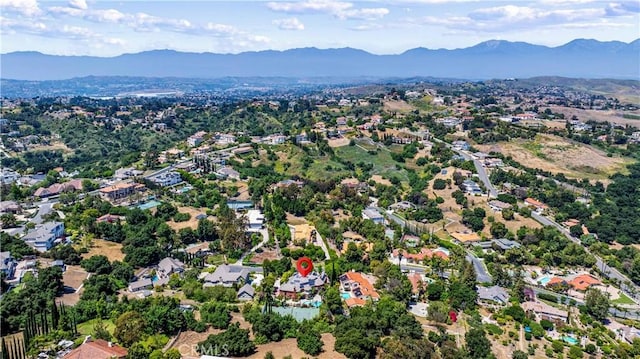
(524, 198, 548, 211)
(546, 277, 567, 287)
(64, 339, 127, 359)
(340, 271, 380, 302)
(569, 274, 601, 291)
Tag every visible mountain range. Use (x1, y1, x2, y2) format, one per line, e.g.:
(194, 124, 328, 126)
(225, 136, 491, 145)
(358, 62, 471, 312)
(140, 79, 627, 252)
(2, 39, 639, 81)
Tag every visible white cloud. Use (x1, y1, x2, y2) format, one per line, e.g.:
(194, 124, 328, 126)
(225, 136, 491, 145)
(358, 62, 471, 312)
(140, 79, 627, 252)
(0, 0, 41, 16)
(267, 0, 352, 14)
(68, 0, 87, 10)
(267, 0, 389, 20)
(0, 16, 125, 46)
(273, 17, 305, 30)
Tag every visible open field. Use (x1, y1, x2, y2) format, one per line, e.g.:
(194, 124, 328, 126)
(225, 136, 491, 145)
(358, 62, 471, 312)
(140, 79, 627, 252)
(545, 106, 640, 126)
(166, 206, 210, 231)
(82, 239, 125, 262)
(476, 134, 632, 181)
(247, 333, 346, 359)
(77, 319, 116, 336)
(328, 137, 350, 147)
(383, 99, 415, 113)
(334, 141, 408, 181)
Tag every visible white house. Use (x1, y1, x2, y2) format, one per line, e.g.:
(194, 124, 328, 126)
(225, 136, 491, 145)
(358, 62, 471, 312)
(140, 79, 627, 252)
(149, 171, 182, 187)
(22, 221, 65, 252)
(362, 208, 384, 225)
(246, 210, 264, 230)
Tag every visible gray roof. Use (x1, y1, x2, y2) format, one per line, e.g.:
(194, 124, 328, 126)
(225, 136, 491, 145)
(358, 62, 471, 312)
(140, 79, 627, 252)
(238, 283, 255, 298)
(204, 264, 250, 285)
(158, 257, 185, 276)
(22, 222, 63, 242)
(129, 278, 153, 291)
(494, 238, 521, 250)
(279, 272, 328, 293)
(477, 285, 509, 304)
(363, 208, 383, 220)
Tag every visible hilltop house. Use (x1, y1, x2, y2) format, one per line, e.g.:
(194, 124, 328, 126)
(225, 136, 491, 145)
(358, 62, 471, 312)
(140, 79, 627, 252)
(237, 283, 255, 301)
(477, 286, 510, 305)
(522, 301, 568, 326)
(99, 182, 145, 202)
(64, 339, 127, 359)
(149, 171, 182, 187)
(339, 271, 380, 308)
(362, 207, 384, 225)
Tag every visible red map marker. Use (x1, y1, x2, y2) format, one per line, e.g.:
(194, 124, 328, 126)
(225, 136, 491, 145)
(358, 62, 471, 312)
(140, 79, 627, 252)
(296, 257, 314, 277)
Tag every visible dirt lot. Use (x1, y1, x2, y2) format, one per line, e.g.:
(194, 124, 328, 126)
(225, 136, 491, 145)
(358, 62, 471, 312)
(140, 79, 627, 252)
(59, 265, 89, 306)
(83, 239, 125, 262)
(370, 174, 392, 186)
(328, 137, 350, 148)
(476, 134, 631, 181)
(383, 99, 415, 113)
(249, 248, 280, 264)
(168, 313, 345, 359)
(166, 206, 210, 231)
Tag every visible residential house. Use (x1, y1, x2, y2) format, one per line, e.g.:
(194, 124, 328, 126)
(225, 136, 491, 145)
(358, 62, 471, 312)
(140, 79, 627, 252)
(568, 274, 601, 292)
(266, 134, 287, 145)
(34, 179, 83, 198)
(22, 221, 65, 252)
(203, 265, 250, 287)
(51, 259, 66, 272)
(462, 180, 483, 195)
(273, 179, 304, 190)
(362, 207, 384, 225)
(477, 286, 510, 305)
(0, 201, 21, 214)
(488, 200, 512, 212)
(99, 182, 145, 202)
(0, 168, 20, 184)
(524, 198, 548, 213)
(389, 201, 416, 211)
(341, 178, 368, 193)
(128, 278, 153, 292)
(484, 158, 504, 168)
(157, 257, 185, 278)
(295, 132, 309, 144)
(277, 271, 328, 300)
(187, 131, 207, 147)
(340, 271, 380, 308)
(215, 133, 236, 145)
(113, 167, 143, 181)
(215, 166, 240, 180)
(96, 214, 124, 223)
(64, 339, 127, 359)
(232, 146, 253, 155)
(237, 283, 255, 301)
(452, 140, 470, 151)
(149, 171, 182, 187)
(0, 251, 16, 279)
(246, 209, 264, 230)
(522, 301, 568, 325)
(450, 231, 481, 244)
(407, 272, 427, 296)
(391, 247, 449, 265)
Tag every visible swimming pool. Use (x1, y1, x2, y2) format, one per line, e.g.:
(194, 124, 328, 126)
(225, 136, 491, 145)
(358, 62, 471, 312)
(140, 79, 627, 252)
(538, 276, 552, 285)
(341, 292, 352, 299)
(137, 200, 161, 210)
(562, 336, 578, 345)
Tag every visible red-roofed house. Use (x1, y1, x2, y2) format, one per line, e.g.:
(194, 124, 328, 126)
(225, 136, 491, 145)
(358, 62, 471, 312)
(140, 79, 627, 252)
(64, 339, 127, 359)
(524, 198, 548, 213)
(340, 271, 380, 307)
(391, 248, 449, 264)
(569, 274, 601, 291)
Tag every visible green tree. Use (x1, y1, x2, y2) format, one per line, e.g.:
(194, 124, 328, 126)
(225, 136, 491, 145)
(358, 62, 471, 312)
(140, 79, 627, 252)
(568, 345, 583, 359)
(114, 311, 146, 347)
(0, 214, 17, 229)
(201, 302, 231, 329)
(465, 328, 493, 359)
(324, 285, 343, 315)
(126, 342, 150, 359)
(585, 287, 609, 321)
(512, 350, 528, 359)
(92, 318, 112, 341)
(297, 321, 323, 356)
(198, 322, 255, 357)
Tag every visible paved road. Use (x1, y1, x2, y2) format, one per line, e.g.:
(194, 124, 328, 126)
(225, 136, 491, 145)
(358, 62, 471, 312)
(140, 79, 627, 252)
(235, 227, 270, 265)
(530, 286, 640, 320)
(314, 230, 331, 261)
(455, 149, 498, 198)
(531, 212, 640, 301)
(466, 251, 493, 283)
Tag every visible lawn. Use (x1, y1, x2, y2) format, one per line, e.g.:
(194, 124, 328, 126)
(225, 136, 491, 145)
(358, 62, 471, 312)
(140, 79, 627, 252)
(77, 318, 116, 336)
(612, 292, 636, 305)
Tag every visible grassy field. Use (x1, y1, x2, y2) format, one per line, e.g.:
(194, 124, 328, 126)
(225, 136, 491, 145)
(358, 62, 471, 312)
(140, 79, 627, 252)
(77, 319, 116, 336)
(612, 292, 636, 305)
(334, 143, 408, 182)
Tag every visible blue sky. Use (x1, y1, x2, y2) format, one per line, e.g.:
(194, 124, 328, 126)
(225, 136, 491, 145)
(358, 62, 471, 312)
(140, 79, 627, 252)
(1, 0, 639, 56)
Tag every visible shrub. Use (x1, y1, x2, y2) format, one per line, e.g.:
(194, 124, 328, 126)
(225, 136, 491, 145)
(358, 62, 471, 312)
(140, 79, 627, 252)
(540, 319, 554, 331)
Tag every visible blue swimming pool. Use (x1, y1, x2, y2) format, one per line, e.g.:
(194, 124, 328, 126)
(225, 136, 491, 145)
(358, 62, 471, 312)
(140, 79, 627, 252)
(137, 200, 161, 210)
(341, 292, 352, 299)
(538, 276, 552, 285)
(562, 336, 578, 345)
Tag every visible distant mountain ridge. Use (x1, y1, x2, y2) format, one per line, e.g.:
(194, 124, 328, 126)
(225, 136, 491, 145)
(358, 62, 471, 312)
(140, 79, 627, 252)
(2, 39, 638, 81)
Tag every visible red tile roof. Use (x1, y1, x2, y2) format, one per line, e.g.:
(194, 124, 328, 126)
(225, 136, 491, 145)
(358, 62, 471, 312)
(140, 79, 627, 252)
(569, 274, 601, 291)
(64, 339, 127, 359)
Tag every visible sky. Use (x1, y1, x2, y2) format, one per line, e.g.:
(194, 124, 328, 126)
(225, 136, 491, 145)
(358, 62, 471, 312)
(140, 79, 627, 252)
(1, 0, 639, 56)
